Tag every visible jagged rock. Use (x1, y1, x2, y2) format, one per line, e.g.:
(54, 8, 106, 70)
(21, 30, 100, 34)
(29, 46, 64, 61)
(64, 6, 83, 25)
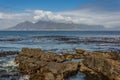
(81, 52, 120, 80)
(76, 49, 88, 56)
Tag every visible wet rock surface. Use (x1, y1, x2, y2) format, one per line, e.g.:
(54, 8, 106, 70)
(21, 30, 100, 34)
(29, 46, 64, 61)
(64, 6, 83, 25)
(15, 48, 120, 80)
(0, 38, 23, 42)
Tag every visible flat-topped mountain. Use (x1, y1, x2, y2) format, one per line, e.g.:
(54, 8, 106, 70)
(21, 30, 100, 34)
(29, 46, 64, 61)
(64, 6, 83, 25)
(8, 20, 106, 31)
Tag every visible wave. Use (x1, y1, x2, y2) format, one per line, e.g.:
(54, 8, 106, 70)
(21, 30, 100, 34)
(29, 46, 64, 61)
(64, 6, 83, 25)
(0, 38, 23, 42)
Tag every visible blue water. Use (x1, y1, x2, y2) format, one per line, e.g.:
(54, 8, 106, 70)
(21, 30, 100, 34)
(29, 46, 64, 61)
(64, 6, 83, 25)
(0, 31, 120, 51)
(0, 31, 120, 80)
(0, 31, 120, 38)
(0, 31, 120, 52)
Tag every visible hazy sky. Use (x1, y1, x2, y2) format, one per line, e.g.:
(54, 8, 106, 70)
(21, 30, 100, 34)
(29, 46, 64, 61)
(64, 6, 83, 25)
(0, 0, 120, 29)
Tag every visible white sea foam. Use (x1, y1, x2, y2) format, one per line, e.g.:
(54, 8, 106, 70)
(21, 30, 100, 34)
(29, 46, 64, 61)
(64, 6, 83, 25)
(19, 75, 30, 80)
(2, 59, 17, 67)
(0, 55, 18, 74)
(0, 55, 30, 80)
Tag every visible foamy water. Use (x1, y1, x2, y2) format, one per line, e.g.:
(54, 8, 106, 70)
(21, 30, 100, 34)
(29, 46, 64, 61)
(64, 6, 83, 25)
(19, 75, 30, 80)
(0, 55, 17, 72)
(0, 55, 30, 80)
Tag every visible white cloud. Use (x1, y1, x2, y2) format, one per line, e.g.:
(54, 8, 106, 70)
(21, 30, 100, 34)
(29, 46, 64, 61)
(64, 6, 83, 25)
(0, 13, 30, 20)
(0, 12, 33, 29)
(33, 10, 73, 23)
(0, 10, 74, 29)
(58, 9, 120, 28)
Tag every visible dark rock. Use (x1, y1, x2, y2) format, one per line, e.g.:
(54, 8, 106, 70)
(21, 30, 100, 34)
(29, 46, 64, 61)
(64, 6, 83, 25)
(0, 51, 18, 57)
(0, 38, 22, 42)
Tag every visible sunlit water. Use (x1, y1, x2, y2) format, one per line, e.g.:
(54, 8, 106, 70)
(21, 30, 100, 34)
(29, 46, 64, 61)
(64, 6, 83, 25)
(0, 31, 120, 80)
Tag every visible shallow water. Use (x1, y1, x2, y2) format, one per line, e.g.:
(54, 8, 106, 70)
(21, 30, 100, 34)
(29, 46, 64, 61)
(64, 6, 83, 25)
(0, 31, 120, 80)
(69, 72, 85, 80)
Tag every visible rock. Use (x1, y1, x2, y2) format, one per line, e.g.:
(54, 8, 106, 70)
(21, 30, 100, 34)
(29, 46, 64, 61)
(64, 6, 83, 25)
(30, 73, 44, 80)
(72, 54, 84, 59)
(56, 74, 64, 80)
(44, 72, 55, 80)
(0, 38, 22, 42)
(15, 48, 120, 80)
(63, 62, 79, 79)
(44, 62, 64, 74)
(76, 49, 88, 56)
(63, 53, 73, 61)
(0, 51, 18, 57)
(63, 53, 84, 60)
(81, 52, 120, 80)
(15, 48, 80, 80)
(64, 62, 79, 72)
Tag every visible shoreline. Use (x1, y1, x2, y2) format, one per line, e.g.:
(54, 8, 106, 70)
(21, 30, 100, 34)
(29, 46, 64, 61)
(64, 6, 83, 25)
(14, 48, 120, 80)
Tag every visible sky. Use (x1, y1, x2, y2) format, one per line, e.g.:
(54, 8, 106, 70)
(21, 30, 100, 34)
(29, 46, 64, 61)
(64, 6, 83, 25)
(0, 0, 120, 30)
(0, 0, 95, 12)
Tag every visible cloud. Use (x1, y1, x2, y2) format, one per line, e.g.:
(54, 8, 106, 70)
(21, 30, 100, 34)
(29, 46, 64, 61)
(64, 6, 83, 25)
(58, 9, 120, 28)
(0, 10, 74, 29)
(33, 10, 72, 23)
(0, 12, 31, 20)
(78, 0, 120, 12)
(0, 12, 33, 29)
(32, 9, 120, 29)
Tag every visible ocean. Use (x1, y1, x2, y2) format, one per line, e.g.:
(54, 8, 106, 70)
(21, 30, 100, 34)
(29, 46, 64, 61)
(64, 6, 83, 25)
(0, 31, 120, 80)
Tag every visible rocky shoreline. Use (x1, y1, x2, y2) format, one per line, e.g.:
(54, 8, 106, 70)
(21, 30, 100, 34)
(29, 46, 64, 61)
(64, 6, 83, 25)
(15, 48, 120, 80)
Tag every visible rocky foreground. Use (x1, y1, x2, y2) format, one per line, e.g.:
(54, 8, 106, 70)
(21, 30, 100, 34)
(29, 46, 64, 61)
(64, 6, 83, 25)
(15, 48, 120, 80)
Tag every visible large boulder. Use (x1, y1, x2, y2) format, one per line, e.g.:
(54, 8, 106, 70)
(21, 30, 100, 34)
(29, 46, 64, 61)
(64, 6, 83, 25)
(63, 62, 79, 78)
(81, 52, 120, 80)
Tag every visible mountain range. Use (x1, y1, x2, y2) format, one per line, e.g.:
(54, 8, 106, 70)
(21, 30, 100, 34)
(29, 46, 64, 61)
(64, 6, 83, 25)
(8, 20, 106, 31)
